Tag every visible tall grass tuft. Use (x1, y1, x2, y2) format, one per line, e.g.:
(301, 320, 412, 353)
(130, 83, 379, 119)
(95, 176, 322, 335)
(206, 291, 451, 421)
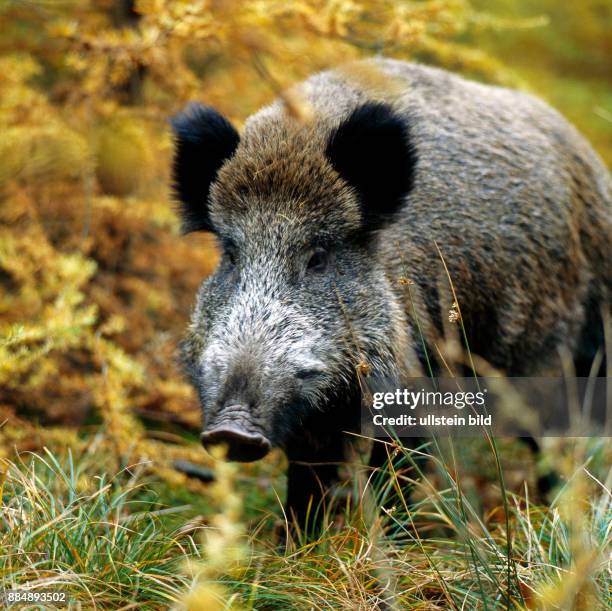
(0, 447, 198, 609)
(0, 438, 609, 609)
(219, 438, 611, 609)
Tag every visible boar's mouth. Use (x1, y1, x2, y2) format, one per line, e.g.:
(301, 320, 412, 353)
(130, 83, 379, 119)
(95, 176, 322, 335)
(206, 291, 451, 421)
(200, 422, 271, 462)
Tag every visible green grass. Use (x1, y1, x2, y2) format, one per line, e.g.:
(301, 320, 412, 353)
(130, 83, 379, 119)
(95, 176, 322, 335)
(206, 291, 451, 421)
(0, 448, 199, 609)
(1, 438, 610, 609)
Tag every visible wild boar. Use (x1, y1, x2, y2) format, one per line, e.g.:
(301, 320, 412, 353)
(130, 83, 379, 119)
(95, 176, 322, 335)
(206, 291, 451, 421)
(173, 59, 611, 526)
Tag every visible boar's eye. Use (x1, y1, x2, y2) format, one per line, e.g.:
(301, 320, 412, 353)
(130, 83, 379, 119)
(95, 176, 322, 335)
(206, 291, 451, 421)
(306, 249, 328, 273)
(221, 240, 238, 266)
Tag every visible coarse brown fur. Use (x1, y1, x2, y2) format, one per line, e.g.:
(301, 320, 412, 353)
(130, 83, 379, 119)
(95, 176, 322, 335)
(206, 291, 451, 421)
(212, 58, 611, 376)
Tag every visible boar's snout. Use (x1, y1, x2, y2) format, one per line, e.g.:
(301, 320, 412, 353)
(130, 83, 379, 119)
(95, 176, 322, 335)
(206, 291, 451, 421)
(200, 408, 271, 462)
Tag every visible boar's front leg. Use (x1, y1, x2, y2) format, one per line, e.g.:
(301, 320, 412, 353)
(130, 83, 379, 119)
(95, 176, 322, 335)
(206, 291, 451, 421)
(285, 430, 347, 533)
(285, 459, 340, 532)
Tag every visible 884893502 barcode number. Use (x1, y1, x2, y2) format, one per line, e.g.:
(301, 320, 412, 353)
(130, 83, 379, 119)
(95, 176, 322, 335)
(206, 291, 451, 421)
(2, 590, 68, 606)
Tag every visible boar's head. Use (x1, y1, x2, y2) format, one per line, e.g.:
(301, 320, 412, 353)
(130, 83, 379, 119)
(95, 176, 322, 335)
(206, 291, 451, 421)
(172, 101, 418, 461)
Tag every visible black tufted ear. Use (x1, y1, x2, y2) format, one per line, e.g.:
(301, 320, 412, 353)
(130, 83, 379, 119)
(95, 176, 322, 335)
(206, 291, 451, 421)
(326, 102, 417, 230)
(171, 103, 240, 233)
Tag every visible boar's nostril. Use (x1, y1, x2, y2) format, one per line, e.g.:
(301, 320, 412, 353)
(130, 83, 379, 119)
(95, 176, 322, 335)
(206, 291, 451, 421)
(200, 425, 271, 462)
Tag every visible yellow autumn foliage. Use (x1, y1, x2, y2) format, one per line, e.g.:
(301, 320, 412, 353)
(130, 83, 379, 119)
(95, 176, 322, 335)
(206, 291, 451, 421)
(0, 0, 609, 483)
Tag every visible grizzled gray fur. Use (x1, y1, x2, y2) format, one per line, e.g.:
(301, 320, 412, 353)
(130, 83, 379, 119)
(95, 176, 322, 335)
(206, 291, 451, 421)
(173, 59, 611, 526)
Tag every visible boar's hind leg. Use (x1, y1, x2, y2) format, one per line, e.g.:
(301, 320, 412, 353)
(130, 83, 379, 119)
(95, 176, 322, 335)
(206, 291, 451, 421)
(573, 294, 607, 377)
(519, 436, 559, 499)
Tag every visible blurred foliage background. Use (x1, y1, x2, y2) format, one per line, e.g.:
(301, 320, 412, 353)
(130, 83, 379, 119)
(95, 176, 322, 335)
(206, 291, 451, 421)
(0, 0, 610, 486)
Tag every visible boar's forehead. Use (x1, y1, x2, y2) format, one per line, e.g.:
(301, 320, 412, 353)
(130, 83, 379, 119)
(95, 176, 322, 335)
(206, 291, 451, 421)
(209, 117, 362, 239)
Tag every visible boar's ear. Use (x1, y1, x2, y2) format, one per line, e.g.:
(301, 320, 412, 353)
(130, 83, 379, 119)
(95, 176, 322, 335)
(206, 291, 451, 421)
(171, 103, 240, 233)
(326, 102, 416, 230)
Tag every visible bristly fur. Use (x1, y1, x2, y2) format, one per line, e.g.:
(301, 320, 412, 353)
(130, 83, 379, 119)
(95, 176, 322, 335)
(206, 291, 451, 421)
(171, 103, 240, 234)
(326, 102, 417, 230)
(176, 58, 611, 527)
